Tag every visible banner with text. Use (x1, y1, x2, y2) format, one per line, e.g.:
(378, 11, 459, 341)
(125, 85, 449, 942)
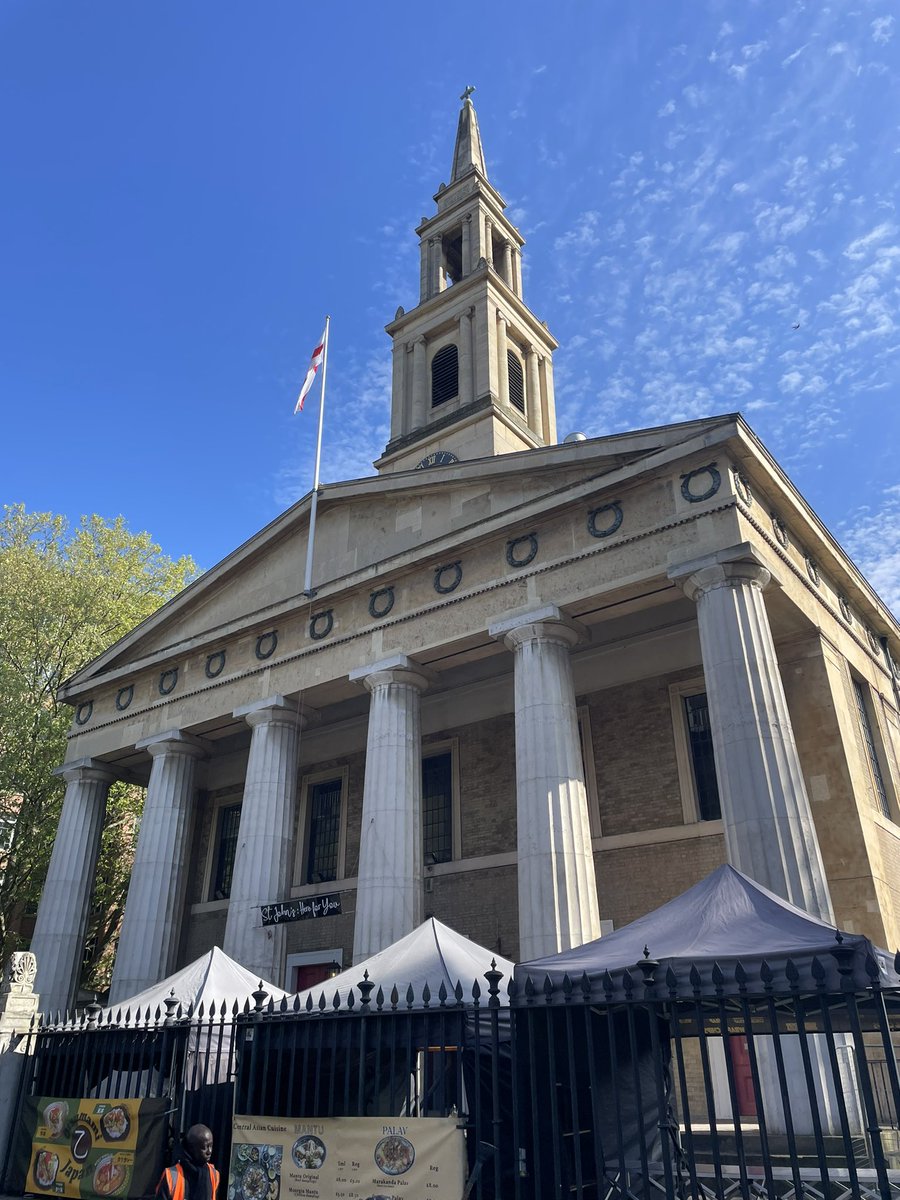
(18, 1096, 168, 1200)
(230, 1114, 465, 1200)
(261, 894, 342, 926)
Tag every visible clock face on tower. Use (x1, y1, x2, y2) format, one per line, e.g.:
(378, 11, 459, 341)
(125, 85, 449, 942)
(415, 449, 459, 469)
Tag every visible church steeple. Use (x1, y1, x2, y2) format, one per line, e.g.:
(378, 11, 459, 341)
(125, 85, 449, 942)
(451, 87, 486, 181)
(376, 91, 558, 474)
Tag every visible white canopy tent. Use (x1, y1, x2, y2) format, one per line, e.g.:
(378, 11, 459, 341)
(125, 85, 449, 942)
(108, 946, 287, 1018)
(295, 918, 515, 1011)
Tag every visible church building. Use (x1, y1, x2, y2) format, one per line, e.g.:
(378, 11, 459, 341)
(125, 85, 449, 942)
(31, 95, 900, 1014)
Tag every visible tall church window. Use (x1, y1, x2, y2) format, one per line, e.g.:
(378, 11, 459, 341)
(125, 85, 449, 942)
(210, 801, 242, 900)
(431, 345, 459, 407)
(853, 678, 891, 818)
(422, 752, 453, 864)
(683, 693, 721, 821)
(507, 350, 525, 414)
(304, 777, 343, 883)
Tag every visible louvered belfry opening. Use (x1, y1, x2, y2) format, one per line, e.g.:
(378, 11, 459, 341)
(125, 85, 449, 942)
(507, 349, 525, 413)
(431, 344, 459, 407)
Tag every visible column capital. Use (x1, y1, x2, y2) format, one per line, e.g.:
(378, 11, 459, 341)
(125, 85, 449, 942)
(349, 653, 435, 694)
(135, 729, 209, 760)
(51, 758, 119, 786)
(489, 605, 587, 652)
(668, 542, 778, 602)
(233, 694, 314, 731)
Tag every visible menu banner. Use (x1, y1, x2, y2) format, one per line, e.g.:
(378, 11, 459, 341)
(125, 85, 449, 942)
(18, 1096, 168, 1200)
(229, 1114, 465, 1200)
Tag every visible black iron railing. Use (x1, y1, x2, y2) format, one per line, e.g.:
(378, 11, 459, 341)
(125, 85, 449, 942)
(6, 957, 900, 1200)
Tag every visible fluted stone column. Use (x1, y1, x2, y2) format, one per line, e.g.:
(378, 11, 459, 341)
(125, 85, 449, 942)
(502, 242, 513, 287)
(429, 236, 444, 296)
(390, 341, 407, 439)
(512, 246, 523, 295)
(350, 655, 433, 962)
(484, 217, 494, 266)
(671, 545, 862, 1135)
(109, 731, 206, 1004)
(462, 213, 473, 276)
(223, 696, 304, 983)
(31, 760, 116, 1015)
(525, 345, 541, 431)
(459, 307, 474, 406)
(419, 238, 429, 302)
(489, 606, 602, 960)
(670, 547, 832, 918)
(540, 355, 557, 444)
(412, 336, 427, 428)
(496, 314, 509, 407)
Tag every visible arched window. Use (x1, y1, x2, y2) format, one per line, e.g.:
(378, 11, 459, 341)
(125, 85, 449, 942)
(507, 350, 525, 413)
(431, 344, 459, 407)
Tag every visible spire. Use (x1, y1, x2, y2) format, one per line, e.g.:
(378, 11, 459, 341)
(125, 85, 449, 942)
(451, 86, 486, 182)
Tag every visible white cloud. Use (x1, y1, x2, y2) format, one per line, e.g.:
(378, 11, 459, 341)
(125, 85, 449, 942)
(844, 222, 897, 261)
(871, 16, 895, 44)
(657, 100, 676, 117)
(781, 44, 807, 67)
(838, 486, 900, 616)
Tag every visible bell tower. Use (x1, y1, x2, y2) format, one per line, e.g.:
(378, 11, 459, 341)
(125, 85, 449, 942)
(376, 89, 558, 474)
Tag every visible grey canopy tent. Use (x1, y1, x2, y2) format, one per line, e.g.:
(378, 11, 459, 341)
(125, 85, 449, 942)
(515, 863, 900, 997)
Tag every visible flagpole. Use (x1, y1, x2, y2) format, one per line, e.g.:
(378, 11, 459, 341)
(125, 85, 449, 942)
(303, 314, 330, 597)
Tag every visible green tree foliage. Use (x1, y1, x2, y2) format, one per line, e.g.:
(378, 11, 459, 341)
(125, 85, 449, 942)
(0, 504, 198, 990)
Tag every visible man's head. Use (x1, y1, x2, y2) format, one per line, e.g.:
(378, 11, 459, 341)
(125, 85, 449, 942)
(184, 1125, 214, 1166)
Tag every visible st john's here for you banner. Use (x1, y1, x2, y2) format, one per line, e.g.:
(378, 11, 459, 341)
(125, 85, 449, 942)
(230, 1114, 465, 1200)
(17, 1096, 168, 1200)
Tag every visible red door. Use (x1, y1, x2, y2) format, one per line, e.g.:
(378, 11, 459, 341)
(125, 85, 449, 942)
(729, 1036, 758, 1118)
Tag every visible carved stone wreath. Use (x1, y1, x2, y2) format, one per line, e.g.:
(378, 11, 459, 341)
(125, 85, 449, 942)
(732, 470, 752, 506)
(587, 502, 623, 539)
(159, 668, 179, 696)
(770, 512, 789, 549)
(310, 610, 334, 641)
(368, 587, 395, 619)
(434, 562, 462, 595)
(205, 651, 226, 679)
(805, 556, 820, 587)
(75, 701, 93, 726)
(838, 595, 853, 625)
(255, 631, 278, 660)
(115, 685, 134, 712)
(680, 463, 721, 503)
(506, 533, 538, 568)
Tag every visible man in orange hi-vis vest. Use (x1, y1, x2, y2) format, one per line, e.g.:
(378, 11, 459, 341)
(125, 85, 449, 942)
(156, 1125, 220, 1200)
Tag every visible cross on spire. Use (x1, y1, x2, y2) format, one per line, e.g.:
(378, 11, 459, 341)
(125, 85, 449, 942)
(460, 85, 476, 102)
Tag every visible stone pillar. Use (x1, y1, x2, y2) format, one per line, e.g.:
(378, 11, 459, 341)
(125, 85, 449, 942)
(109, 731, 206, 1004)
(496, 313, 509, 407)
(429, 236, 444, 296)
(462, 213, 472, 276)
(459, 307, 474, 406)
(0, 953, 40, 1170)
(31, 759, 116, 1016)
(419, 238, 429, 302)
(540, 355, 557, 444)
(525, 345, 541, 432)
(670, 545, 862, 1135)
(411, 336, 427, 428)
(350, 655, 433, 962)
(670, 548, 832, 918)
(223, 697, 304, 984)
(390, 341, 407, 438)
(513, 246, 523, 295)
(484, 217, 494, 267)
(489, 606, 602, 960)
(502, 242, 513, 287)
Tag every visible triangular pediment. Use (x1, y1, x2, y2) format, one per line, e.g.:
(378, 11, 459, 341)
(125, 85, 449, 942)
(63, 414, 739, 690)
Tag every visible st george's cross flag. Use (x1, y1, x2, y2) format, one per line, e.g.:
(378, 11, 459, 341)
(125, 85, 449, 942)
(294, 330, 327, 413)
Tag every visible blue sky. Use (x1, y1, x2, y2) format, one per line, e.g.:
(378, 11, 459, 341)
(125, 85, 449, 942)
(2, 2, 899, 611)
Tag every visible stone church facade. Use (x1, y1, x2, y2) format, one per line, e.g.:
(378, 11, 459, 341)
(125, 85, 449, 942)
(31, 97, 900, 1014)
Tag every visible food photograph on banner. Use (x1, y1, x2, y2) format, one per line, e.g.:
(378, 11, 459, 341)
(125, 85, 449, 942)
(20, 1096, 168, 1200)
(229, 1115, 465, 1200)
